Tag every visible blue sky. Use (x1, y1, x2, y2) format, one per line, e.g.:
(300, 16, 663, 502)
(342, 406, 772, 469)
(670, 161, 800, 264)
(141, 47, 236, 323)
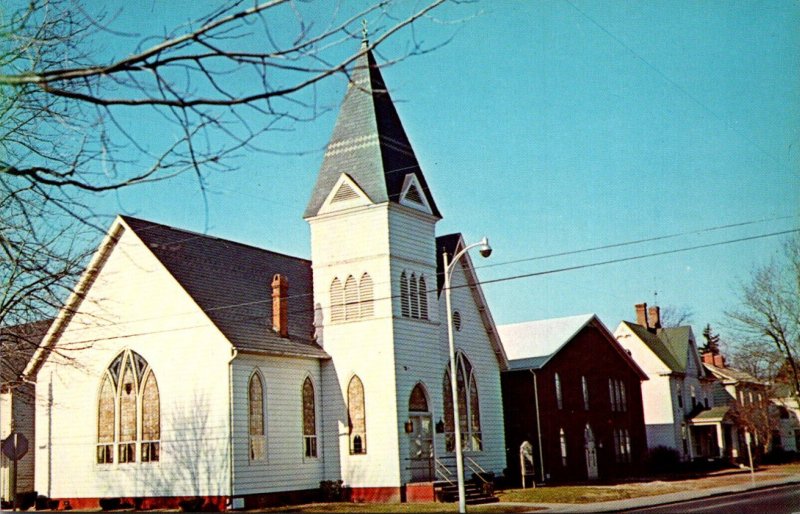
(87, 1, 798, 341)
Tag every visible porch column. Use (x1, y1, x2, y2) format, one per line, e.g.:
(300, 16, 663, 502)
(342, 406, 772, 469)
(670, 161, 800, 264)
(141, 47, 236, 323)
(715, 423, 724, 458)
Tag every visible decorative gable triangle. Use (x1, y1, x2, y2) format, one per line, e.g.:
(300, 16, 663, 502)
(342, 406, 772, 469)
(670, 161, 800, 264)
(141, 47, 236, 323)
(319, 173, 372, 214)
(398, 173, 432, 214)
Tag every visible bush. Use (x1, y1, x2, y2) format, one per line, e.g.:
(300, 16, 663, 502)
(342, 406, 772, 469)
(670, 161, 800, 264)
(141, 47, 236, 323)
(179, 497, 206, 512)
(17, 491, 37, 511)
(320, 480, 345, 502)
(99, 498, 121, 511)
(471, 472, 496, 496)
(646, 445, 682, 474)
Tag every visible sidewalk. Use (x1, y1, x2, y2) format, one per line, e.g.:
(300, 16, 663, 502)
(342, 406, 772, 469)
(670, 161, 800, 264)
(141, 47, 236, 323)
(502, 472, 800, 513)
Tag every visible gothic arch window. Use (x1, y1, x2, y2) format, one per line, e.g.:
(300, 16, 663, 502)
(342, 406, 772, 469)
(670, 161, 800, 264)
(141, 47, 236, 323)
(442, 352, 482, 452)
(302, 376, 317, 458)
(330, 278, 344, 322)
(555, 372, 563, 410)
(96, 349, 160, 464)
(582, 375, 589, 411)
(400, 271, 410, 317)
(344, 275, 359, 320)
(620, 381, 627, 412)
(348, 375, 366, 455)
(418, 275, 429, 320)
(409, 273, 419, 319)
(249, 372, 266, 461)
(409, 383, 429, 412)
(359, 273, 374, 318)
(559, 428, 568, 466)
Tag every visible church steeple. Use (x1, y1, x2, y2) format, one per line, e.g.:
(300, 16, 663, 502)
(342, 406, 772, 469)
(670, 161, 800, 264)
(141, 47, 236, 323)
(304, 43, 441, 219)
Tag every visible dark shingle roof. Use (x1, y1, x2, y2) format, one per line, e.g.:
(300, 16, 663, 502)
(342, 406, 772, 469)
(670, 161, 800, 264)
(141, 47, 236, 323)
(1, 319, 53, 387)
(436, 233, 463, 294)
(122, 216, 327, 359)
(304, 44, 440, 219)
(703, 362, 764, 385)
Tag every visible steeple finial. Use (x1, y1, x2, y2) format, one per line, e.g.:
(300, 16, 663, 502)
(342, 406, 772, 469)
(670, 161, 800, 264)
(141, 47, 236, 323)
(361, 19, 368, 43)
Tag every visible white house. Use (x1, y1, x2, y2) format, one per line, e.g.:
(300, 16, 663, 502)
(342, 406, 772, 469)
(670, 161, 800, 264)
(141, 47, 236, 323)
(1, 320, 51, 506)
(614, 303, 715, 461)
(25, 41, 507, 510)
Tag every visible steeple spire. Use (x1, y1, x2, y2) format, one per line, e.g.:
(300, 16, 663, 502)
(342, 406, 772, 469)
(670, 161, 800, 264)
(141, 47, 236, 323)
(304, 44, 441, 219)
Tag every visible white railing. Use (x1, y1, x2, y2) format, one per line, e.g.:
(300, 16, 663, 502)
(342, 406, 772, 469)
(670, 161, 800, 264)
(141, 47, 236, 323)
(434, 457, 455, 485)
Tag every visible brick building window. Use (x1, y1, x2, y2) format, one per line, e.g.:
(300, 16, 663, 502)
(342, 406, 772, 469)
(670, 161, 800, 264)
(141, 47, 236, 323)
(582, 375, 589, 411)
(555, 373, 563, 410)
(559, 428, 567, 466)
(96, 349, 160, 464)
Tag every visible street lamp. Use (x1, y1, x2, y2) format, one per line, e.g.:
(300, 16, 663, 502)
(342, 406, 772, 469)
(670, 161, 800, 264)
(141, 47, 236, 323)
(442, 237, 492, 513)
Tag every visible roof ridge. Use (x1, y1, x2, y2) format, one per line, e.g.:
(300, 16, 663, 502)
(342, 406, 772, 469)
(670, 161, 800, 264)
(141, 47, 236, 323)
(120, 215, 310, 264)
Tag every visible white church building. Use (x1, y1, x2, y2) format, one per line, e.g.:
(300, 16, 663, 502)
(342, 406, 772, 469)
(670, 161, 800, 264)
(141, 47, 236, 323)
(25, 43, 508, 510)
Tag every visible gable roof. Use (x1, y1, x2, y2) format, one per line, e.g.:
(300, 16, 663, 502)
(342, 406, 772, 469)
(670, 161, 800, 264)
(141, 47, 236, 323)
(621, 321, 686, 373)
(1, 319, 53, 390)
(500, 314, 648, 379)
(435, 233, 508, 369)
(703, 362, 765, 386)
(121, 216, 327, 359)
(499, 314, 595, 369)
(304, 42, 440, 219)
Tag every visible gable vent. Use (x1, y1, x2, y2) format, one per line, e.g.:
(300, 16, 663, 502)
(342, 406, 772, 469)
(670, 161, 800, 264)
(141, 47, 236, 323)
(331, 182, 359, 203)
(404, 183, 423, 204)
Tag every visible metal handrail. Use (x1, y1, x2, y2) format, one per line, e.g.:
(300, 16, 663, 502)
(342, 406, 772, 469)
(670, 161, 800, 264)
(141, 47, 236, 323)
(464, 456, 491, 485)
(434, 457, 455, 485)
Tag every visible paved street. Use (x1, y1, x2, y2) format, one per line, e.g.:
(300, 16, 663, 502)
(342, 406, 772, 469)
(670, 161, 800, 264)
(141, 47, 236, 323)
(624, 484, 800, 514)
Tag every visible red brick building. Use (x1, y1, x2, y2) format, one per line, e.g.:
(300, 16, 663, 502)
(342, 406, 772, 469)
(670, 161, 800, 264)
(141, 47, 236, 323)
(499, 314, 648, 483)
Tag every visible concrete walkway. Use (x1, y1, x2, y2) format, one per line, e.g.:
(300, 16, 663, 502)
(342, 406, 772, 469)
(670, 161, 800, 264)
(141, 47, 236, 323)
(501, 473, 800, 513)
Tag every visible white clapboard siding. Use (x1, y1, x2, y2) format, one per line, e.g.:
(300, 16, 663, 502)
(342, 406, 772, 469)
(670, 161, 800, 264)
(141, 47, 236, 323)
(432, 258, 507, 475)
(230, 354, 324, 494)
(35, 226, 233, 500)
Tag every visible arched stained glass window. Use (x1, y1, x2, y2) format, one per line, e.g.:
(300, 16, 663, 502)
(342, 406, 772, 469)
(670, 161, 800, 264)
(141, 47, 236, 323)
(249, 373, 266, 461)
(302, 377, 317, 458)
(555, 372, 563, 410)
(330, 278, 344, 322)
(96, 349, 159, 464)
(560, 428, 567, 466)
(442, 352, 482, 452)
(582, 376, 589, 411)
(141, 371, 160, 462)
(409, 383, 428, 412)
(348, 375, 366, 454)
(359, 273, 374, 318)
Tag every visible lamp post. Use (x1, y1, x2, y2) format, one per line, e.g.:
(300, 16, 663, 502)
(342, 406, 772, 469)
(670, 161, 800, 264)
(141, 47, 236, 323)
(442, 237, 492, 513)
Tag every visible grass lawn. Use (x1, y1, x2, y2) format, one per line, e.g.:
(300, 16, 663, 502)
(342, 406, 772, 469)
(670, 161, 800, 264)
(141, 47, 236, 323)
(254, 502, 537, 512)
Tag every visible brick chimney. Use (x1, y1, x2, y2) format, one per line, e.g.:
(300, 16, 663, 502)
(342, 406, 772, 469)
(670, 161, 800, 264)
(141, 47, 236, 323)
(702, 351, 726, 368)
(648, 306, 661, 330)
(635, 303, 649, 328)
(272, 274, 288, 338)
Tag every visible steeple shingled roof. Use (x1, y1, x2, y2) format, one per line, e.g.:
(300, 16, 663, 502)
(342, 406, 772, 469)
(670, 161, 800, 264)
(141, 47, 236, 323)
(304, 43, 440, 218)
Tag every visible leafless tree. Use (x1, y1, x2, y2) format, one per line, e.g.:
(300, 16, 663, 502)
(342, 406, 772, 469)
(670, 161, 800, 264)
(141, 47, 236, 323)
(659, 305, 695, 328)
(0, 1, 467, 354)
(728, 393, 779, 460)
(726, 236, 800, 404)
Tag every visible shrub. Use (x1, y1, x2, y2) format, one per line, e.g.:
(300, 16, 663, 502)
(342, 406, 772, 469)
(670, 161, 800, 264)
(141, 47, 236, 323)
(17, 491, 37, 511)
(646, 445, 682, 474)
(320, 480, 345, 502)
(99, 498, 121, 511)
(179, 497, 205, 512)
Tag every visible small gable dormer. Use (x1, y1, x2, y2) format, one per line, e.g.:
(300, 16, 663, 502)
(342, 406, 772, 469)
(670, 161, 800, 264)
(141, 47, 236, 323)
(398, 173, 433, 214)
(318, 173, 373, 215)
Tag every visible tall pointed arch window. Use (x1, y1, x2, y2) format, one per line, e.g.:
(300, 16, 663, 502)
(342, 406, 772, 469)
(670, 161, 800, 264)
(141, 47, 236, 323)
(344, 275, 359, 320)
(348, 375, 367, 454)
(442, 352, 482, 452)
(96, 349, 160, 464)
(418, 275, 428, 320)
(400, 272, 410, 317)
(559, 428, 568, 466)
(330, 278, 344, 322)
(249, 372, 266, 461)
(302, 377, 317, 458)
(555, 372, 563, 410)
(582, 375, 589, 411)
(409, 273, 419, 318)
(359, 273, 374, 318)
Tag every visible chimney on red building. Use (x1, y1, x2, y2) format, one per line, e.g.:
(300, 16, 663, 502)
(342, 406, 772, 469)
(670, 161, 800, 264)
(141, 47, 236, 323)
(648, 306, 662, 330)
(272, 274, 289, 338)
(635, 303, 649, 329)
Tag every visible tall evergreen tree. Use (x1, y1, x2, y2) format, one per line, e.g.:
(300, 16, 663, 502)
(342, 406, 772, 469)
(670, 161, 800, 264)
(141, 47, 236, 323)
(702, 323, 721, 355)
